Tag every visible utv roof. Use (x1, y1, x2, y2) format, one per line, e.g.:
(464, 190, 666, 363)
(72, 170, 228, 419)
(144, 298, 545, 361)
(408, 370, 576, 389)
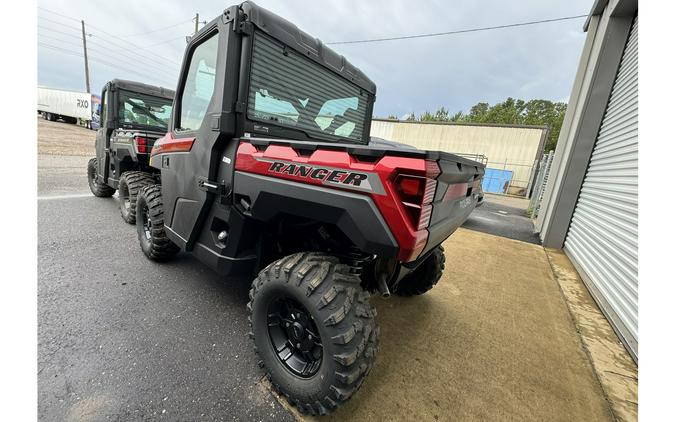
(237, 1, 376, 94)
(109, 79, 175, 100)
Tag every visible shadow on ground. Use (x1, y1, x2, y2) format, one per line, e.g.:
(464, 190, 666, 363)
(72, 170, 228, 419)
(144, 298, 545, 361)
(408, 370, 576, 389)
(463, 194, 541, 244)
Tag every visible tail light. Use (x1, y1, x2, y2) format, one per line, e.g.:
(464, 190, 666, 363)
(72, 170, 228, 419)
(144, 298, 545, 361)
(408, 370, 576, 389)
(394, 160, 440, 231)
(135, 136, 149, 154)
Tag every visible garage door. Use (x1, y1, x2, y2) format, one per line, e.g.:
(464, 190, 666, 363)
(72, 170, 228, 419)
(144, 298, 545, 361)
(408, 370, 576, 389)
(565, 15, 638, 360)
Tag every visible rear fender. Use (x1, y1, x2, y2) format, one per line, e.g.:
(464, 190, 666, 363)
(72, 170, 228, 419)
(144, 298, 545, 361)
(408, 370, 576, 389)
(232, 171, 398, 258)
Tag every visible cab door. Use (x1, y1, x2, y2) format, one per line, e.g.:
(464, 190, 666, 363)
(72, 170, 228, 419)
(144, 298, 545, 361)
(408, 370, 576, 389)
(158, 15, 241, 250)
(95, 86, 112, 182)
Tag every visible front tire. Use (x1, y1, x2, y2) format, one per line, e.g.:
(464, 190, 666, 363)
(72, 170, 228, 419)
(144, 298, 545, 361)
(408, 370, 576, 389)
(248, 253, 379, 415)
(136, 185, 179, 261)
(119, 171, 155, 224)
(394, 246, 446, 296)
(87, 158, 115, 197)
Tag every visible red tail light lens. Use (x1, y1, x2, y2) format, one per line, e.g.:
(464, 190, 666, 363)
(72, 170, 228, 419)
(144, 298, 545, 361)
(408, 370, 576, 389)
(135, 136, 148, 154)
(394, 160, 440, 231)
(396, 175, 426, 204)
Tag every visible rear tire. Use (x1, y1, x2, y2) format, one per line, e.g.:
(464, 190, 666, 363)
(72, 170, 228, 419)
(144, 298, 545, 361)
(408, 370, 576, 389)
(248, 253, 379, 415)
(136, 185, 179, 261)
(394, 246, 446, 296)
(119, 171, 155, 224)
(87, 158, 115, 197)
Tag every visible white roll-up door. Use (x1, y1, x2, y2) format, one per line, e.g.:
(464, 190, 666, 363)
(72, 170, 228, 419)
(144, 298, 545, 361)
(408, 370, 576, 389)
(565, 15, 638, 359)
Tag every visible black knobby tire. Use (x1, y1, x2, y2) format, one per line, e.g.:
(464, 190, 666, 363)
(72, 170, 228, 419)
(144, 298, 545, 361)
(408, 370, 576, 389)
(119, 171, 155, 224)
(248, 253, 379, 416)
(87, 158, 115, 198)
(136, 185, 179, 261)
(394, 246, 446, 296)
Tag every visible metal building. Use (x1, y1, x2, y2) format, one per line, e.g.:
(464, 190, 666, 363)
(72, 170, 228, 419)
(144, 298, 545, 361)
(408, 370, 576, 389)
(535, 0, 638, 361)
(370, 119, 548, 196)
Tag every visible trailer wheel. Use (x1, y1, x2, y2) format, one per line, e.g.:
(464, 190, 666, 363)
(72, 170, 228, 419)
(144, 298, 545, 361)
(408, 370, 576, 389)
(394, 246, 446, 296)
(136, 185, 179, 261)
(119, 171, 155, 224)
(87, 158, 115, 197)
(248, 253, 379, 415)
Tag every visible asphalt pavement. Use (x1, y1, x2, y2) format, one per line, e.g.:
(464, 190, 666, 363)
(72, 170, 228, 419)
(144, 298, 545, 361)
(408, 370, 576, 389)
(38, 156, 293, 421)
(463, 194, 541, 244)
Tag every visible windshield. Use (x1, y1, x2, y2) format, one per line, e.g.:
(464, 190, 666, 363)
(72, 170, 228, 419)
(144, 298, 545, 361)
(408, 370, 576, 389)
(247, 33, 371, 143)
(118, 89, 173, 131)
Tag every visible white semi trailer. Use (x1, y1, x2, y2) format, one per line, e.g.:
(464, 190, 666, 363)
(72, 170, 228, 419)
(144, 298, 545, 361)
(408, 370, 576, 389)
(37, 87, 92, 126)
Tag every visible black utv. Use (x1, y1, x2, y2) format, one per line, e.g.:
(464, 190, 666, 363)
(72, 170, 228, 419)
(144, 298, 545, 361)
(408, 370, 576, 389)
(87, 79, 174, 223)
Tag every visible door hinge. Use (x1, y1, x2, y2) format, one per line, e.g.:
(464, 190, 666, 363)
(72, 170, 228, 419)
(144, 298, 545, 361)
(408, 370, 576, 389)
(197, 177, 226, 195)
(197, 177, 230, 196)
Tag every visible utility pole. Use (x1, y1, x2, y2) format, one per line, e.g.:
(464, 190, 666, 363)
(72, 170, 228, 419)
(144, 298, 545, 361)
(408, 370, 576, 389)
(194, 13, 199, 34)
(81, 20, 91, 93)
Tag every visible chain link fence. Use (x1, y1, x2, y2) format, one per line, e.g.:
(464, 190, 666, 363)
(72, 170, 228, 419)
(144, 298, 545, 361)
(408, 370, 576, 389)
(528, 151, 555, 218)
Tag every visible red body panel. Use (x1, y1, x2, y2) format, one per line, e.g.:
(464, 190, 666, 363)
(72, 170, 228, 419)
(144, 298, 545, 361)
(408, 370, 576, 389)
(235, 142, 432, 262)
(151, 132, 195, 156)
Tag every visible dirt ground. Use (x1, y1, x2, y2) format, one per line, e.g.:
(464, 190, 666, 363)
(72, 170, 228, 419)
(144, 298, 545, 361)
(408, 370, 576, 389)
(282, 229, 623, 422)
(37, 115, 96, 156)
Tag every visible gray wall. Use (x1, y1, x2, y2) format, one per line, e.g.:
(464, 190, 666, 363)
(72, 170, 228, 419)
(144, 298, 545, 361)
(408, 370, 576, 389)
(535, 0, 637, 247)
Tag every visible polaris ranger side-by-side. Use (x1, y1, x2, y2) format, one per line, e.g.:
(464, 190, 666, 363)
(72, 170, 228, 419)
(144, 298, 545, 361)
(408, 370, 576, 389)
(130, 2, 484, 415)
(87, 79, 174, 223)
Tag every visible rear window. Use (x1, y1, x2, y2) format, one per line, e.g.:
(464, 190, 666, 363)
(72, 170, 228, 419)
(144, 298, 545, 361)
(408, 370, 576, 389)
(247, 33, 370, 143)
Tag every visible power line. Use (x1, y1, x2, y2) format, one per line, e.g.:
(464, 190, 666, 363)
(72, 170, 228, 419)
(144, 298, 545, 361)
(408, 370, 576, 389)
(37, 7, 182, 66)
(39, 34, 179, 79)
(38, 6, 80, 22)
(38, 16, 82, 31)
(40, 6, 189, 39)
(326, 14, 588, 45)
(119, 19, 192, 37)
(115, 35, 186, 50)
(85, 23, 182, 66)
(85, 38, 179, 76)
(38, 25, 82, 40)
(38, 42, 175, 87)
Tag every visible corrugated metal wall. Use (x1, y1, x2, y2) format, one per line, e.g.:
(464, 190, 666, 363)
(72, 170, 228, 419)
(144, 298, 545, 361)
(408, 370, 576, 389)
(565, 15, 638, 359)
(370, 120, 545, 190)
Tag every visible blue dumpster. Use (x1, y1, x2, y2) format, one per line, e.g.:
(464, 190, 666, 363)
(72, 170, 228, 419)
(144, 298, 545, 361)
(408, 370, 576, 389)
(482, 168, 513, 194)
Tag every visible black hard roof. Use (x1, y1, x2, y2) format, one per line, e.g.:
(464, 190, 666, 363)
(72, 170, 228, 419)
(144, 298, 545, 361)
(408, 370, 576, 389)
(109, 79, 175, 100)
(239, 1, 376, 94)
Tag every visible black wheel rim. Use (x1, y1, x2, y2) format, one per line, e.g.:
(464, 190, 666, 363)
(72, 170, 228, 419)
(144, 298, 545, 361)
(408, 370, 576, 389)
(141, 204, 152, 240)
(267, 296, 323, 378)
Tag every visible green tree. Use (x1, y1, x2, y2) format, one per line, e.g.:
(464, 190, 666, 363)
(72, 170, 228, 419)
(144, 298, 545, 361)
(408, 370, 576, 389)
(420, 111, 435, 121)
(434, 107, 450, 121)
(397, 99, 566, 150)
(449, 111, 464, 122)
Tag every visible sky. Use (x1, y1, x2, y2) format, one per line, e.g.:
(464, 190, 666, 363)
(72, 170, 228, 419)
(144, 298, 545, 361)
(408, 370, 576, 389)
(37, 0, 592, 119)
